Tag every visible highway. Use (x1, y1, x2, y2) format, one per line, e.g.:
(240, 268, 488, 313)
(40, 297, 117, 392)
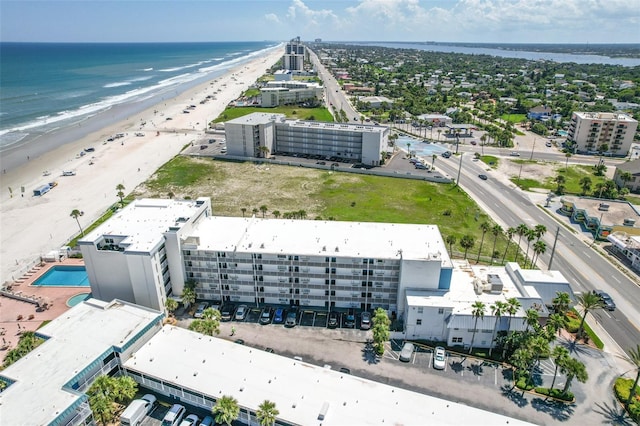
(308, 50, 360, 122)
(435, 154, 640, 354)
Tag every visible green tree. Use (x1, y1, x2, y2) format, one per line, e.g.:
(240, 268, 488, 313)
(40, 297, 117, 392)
(476, 221, 491, 263)
(260, 205, 268, 218)
(552, 291, 571, 316)
(560, 357, 588, 394)
(489, 301, 507, 356)
(490, 224, 503, 265)
(252, 208, 259, 216)
(564, 153, 572, 171)
(116, 183, 126, 205)
(165, 298, 178, 316)
(531, 240, 547, 269)
(526, 335, 550, 390)
(445, 235, 457, 256)
(575, 292, 604, 342)
(619, 171, 633, 191)
(546, 313, 568, 338)
(212, 395, 240, 426)
(468, 301, 486, 354)
(241, 207, 247, 217)
(87, 375, 138, 425)
(620, 344, 640, 410)
(579, 176, 592, 195)
(272, 210, 281, 219)
(547, 346, 570, 397)
(514, 224, 528, 263)
(189, 307, 221, 336)
(181, 287, 196, 309)
(524, 229, 536, 267)
(256, 400, 279, 426)
(502, 227, 516, 264)
(431, 154, 437, 170)
(372, 307, 391, 356)
(460, 235, 475, 260)
(555, 174, 566, 195)
(70, 209, 84, 237)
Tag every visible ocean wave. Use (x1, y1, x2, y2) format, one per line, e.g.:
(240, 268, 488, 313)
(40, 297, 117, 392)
(104, 81, 132, 88)
(142, 67, 153, 71)
(158, 60, 207, 72)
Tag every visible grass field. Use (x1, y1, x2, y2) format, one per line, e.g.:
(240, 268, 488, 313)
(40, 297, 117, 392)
(136, 156, 523, 262)
(511, 162, 609, 195)
(212, 106, 333, 123)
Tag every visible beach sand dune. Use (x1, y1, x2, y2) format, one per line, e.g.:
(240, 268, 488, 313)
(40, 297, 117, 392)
(0, 48, 283, 283)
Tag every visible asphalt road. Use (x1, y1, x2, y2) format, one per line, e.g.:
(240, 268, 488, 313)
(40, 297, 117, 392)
(435, 153, 640, 355)
(308, 50, 360, 122)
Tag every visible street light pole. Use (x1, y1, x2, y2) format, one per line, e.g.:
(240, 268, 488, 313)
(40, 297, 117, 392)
(529, 137, 536, 160)
(456, 153, 464, 186)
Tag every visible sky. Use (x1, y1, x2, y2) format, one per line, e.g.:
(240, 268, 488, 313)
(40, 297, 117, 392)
(1, 0, 639, 44)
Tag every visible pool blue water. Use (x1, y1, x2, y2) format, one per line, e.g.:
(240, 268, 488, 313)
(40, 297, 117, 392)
(33, 266, 90, 287)
(397, 136, 448, 156)
(67, 293, 91, 307)
(558, 130, 568, 136)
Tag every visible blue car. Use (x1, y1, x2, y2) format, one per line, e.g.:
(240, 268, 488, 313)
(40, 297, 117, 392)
(273, 308, 284, 324)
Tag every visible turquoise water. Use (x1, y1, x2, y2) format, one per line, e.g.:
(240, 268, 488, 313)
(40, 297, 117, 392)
(33, 266, 90, 287)
(398, 136, 448, 156)
(67, 293, 91, 307)
(558, 130, 568, 136)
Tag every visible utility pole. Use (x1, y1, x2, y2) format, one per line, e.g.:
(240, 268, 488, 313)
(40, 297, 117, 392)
(456, 153, 464, 186)
(548, 226, 560, 269)
(529, 137, 537, 160)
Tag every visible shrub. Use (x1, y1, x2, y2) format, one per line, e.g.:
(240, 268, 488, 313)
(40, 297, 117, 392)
(614, 378, 640, 423)
(535, 387, 574, 401)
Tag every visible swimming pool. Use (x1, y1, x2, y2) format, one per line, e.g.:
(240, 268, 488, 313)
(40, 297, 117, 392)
(397, 136, 448, 156)
(67, 293, 91, 307)
(32, 265, 90, 287)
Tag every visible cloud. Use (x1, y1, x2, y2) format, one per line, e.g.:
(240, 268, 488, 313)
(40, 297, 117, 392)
(285, 0, 341, 29)
(264, 13, 280, 24)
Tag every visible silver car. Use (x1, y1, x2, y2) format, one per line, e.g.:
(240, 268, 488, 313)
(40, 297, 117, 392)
(399, 342, 415, 362)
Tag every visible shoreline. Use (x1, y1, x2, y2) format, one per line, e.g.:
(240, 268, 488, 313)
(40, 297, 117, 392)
(0, 46, 283, 284)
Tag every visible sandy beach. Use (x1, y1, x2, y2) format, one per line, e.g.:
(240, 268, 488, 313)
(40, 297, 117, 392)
(0, 47, 283, 284)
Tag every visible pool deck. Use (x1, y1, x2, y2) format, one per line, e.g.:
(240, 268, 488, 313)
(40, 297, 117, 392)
(0, 259, 88, 359)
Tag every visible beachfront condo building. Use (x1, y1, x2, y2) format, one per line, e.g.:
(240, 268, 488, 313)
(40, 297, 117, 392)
(567, 112, 638, 156)
(78, 197, 212, 311)
(79, 197, 575, 350)
(0, 298, 535, 426)
(284, 36, 305, 71)
(224, 112, 389, 165)
(260, 81, 323, 107)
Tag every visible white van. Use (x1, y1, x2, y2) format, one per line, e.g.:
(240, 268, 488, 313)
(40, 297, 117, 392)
(162, 404, 186, 426)
(120, 394, 156, 426)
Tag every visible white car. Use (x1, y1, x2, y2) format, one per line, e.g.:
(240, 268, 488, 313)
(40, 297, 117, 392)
(433, 346, 446, 370)
(194, 302, 208, 318)
(235, 304, 248, 320)
(179, 414, 199, 426)
(510, 151, 521, 157)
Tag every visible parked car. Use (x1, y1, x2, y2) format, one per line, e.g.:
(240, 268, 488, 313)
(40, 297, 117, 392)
(593, 290, 616, 311)
(344, 310, 356, 328)
(161, 404, 186, 426)
(478, 174, 488, 180)
(120, 394, 156, 426)
(200, 416, 214, 426)
(285, 309, 297, 327)
(415, 164, 428, 170)
(194, 302, 209, 318)
(259, 307, 273, 325)
(179, 414, 199, 426)
(273, 308, 284, 324)
(235, 304, 248, 320)
(433, 346, 446, 370)
(220, 304, 234, 321)
(399, 342, 415, 362)
(360, 312, 371, 330)
(510, 151, 521, 157)
(328, 311, 339, 328)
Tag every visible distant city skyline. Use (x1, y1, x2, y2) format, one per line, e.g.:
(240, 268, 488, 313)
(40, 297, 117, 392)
(1, 0, 638, 44)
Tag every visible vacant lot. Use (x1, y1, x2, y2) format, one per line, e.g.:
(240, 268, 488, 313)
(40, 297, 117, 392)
(136, 157, 518, 261)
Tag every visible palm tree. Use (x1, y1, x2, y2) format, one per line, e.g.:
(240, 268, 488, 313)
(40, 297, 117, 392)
(256, 400, 279, 426)
(525, 308, 540, 333)
(468, 301, 486, 354)
(502, 227, 516, 263)
(476, 222, 490, 263)
(554, 174, 566, 194)
(437, 129, 442, 141)
(460, 235, 475, 260)
(552, 291, 571, 315)
(490, 224, 503, 265)
(619, 171, 633, 191)
(561, 357, 588, 394)
(489, 301, 507, 356)
(116, 183, 125, 205)
(546, 313, 568, 338)
(531, 240, 547, 269)
(564, 153, 572, 171)
(272, 210, 281, 219)
(480, 134, 487, 155)
(503, 297, 522, 358)
(165, 298, 178, 316)
(241, 207, 247, 217)
(514, 224, 528, 263)
(70, 209, 84, 236)
(406, 142, 411, 157)
(252, 208, 259, 216)
(181, 287, 196, 309)
(534, 224, 547, 241)
(259, 205, 268, 218)
(445, 235, 457, 256)
(526, 335, 550, 390)
(524, 229, 536, 267)
(579, 176, 592, 195)
(212, 395, 240, 426)
(548, 346, 570, 397)
(620, 344, 640, 410)
(575, 292, 604, 342)
(431, 154, 437, 170)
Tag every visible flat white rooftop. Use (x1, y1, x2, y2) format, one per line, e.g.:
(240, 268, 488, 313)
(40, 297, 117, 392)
(79, 198, 206, 252)
(124, 326, 535, 426)
(226, 112, 285, 125)
(0, 299, 161, 426)
(184, 216, 451, 264)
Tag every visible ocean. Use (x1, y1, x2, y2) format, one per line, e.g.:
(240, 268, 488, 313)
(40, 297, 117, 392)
(0, 41, 278, 151)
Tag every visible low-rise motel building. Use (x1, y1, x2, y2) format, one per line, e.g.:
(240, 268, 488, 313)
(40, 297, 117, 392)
(0, 298, 536, 426)
(79, 198, 575, 350)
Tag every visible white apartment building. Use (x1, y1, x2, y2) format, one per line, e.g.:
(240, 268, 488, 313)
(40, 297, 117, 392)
(260, 81, 323, 107)
(0, 298, 534, 426)
(567, 112, 638, 156)
(78, 198, 212, 311)
(224, 112, 389, 165)
(283, 37, 305, 71)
